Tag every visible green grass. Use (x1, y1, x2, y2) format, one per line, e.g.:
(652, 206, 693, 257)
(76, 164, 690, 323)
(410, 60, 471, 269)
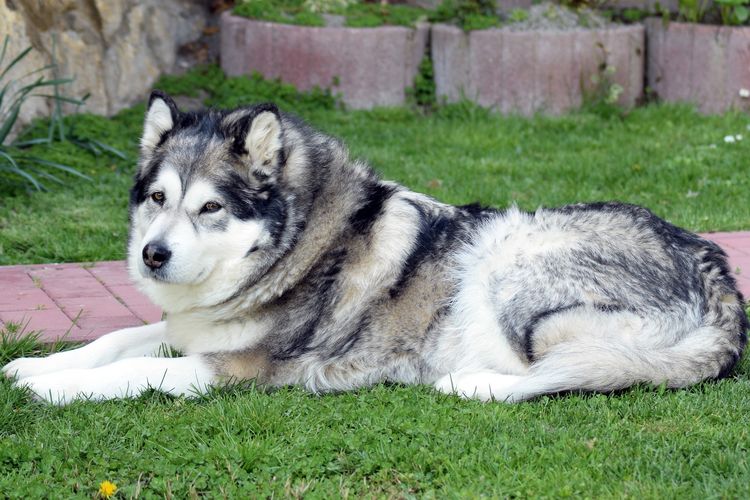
(1, 325, 749, 497)
(233, 0, 428, 28)
(1, 67, 750, 496)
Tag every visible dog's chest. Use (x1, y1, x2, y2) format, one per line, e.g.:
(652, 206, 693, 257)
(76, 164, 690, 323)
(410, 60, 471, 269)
(165, 313, 271, 354)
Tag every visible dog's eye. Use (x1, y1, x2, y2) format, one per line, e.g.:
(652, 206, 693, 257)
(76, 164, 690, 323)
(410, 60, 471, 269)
(202, 201, 222, 213)
(151, 191, 165, 204)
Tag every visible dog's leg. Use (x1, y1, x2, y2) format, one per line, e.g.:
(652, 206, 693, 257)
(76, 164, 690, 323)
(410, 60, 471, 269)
(3, 321, 168, 380)
(18, 355, 215, 405)
(434, 371, 525, 402)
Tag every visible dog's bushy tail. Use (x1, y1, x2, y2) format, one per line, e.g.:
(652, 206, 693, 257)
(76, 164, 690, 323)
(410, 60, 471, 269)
(501, 326, 741, 402)
(502, 247, 747, 403)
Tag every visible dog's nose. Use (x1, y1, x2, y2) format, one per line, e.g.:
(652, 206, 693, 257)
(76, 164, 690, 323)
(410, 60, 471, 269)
(142, 242, 171, 269)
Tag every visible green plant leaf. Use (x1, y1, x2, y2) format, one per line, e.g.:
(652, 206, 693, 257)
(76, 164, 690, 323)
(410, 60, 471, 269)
(25, 165, 64, 185)
(735, 5, 749, 22)
(22, 156, 93, 180)
(0, 149, 41, 190)
(0, 46, 32, 82)
(0, 35, 10, 69)
(9, 137, 50, 147)
(30, 93, 86, 105)
(85, 139, 128, 160)
(0, 104, 20, 145)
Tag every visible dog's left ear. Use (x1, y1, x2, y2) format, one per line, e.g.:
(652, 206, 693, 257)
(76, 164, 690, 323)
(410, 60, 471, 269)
(238, 104, 284, 180)
(141, 90, 179, 154)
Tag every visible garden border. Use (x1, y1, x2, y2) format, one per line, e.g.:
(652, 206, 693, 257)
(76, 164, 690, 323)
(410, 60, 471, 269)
(646, 18, 750, 114)
(431, 23, 644, 115)
(220, 11, 429, 109)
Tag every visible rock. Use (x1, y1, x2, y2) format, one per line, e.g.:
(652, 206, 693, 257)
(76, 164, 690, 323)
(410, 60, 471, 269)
(0, 0, 210, 139)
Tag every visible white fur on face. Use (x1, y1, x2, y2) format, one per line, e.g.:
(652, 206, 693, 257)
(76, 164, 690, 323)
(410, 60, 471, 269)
(141, 98, 174, 152)
(128, 167, 265, 312)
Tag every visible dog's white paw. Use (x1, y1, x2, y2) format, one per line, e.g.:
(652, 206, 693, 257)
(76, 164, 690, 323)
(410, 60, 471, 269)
(434, 371, 524, 402)
(3, 356, 62, 380)
(16, 371, 92, 405)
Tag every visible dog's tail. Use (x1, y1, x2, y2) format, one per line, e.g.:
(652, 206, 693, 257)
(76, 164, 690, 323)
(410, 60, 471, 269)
(497, 326, 741, 402)
(498, 247, 747, 403)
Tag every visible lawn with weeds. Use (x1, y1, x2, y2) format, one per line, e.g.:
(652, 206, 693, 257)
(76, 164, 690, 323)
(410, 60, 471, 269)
(1, 67, 749, 496)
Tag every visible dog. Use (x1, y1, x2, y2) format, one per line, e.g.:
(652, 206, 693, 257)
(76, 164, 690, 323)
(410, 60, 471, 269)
(3, 91, 747, 405)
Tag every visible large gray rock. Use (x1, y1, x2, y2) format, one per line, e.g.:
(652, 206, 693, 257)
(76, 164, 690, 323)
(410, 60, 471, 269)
(432, 23, 644, 115)
(221, 12, 429, 109)
(0, 0, 208, 138)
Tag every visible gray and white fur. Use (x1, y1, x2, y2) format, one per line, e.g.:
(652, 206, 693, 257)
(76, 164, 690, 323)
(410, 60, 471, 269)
(4, 93, 746, 404)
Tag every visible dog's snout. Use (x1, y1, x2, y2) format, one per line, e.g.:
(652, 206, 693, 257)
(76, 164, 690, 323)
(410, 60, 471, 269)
(142, 242, 171, 269)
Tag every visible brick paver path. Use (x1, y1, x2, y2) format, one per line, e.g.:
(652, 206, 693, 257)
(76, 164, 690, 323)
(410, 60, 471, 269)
(1, 232, 749, 343)
(0, 261, 161, 342)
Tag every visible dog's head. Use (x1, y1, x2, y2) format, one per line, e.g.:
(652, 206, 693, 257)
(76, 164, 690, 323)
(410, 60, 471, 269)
(128, 91, 293, 311)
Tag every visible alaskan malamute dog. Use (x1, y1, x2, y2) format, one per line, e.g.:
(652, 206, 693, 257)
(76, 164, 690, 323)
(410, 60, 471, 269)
(4, 92, 747, 404)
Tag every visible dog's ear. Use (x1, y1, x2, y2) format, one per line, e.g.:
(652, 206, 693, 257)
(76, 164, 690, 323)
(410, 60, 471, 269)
(236, 104, 284, 180)
(141, 90, 179, 154)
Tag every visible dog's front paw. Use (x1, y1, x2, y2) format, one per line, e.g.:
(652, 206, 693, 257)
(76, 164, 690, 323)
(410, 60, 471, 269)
(3, 357, 58, 380)
(16, 371, 91, 405)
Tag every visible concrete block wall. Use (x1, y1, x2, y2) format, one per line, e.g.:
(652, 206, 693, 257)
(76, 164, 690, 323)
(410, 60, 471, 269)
(646, 19, 750, 114)
(432, 24, 644, 115)
(221, 12, 429, 109)
(221, 12, 750, 115)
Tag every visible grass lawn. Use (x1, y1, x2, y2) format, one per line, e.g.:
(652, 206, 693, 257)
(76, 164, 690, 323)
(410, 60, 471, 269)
(1, 67, 749, 497)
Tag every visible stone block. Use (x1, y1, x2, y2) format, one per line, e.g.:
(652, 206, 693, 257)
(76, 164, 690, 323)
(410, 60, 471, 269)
(646, 18, 750, 114)
(220, 13, 429, 109)
(57, 295, 133, 319)
(0, 288, 56, 313)
(88, 261, 134, 287)
(432, 23, 644, 115)
(0, 309, 82, 341)
(432, 24, 469, 103)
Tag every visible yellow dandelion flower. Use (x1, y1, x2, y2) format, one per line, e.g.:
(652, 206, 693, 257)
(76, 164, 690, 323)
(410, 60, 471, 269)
(98, 480, 118, 498)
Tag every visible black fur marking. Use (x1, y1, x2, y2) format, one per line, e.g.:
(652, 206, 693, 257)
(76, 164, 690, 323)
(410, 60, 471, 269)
(459, 202, 497, 221)
(717, 349, 742, 379)
(330, 316, 369, 357)
(148, 90, 179, 113)
(271, 248, 348, 360)
(253, 171, 271, 182)
(129, 153, 166, 207)
(263, 191, 288, 248)
(273, 316, 322, 361)
(388, 202, 459, 298)
(594, 303, 625, 313)
(215, 171, 261, 221)
(523, 303, 583, 362)
(349, 182, 395, 235)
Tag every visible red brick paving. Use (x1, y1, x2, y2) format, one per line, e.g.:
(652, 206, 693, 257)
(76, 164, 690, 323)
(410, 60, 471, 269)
(0, 261, 161, 342)
(0, 232, 749, 343)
